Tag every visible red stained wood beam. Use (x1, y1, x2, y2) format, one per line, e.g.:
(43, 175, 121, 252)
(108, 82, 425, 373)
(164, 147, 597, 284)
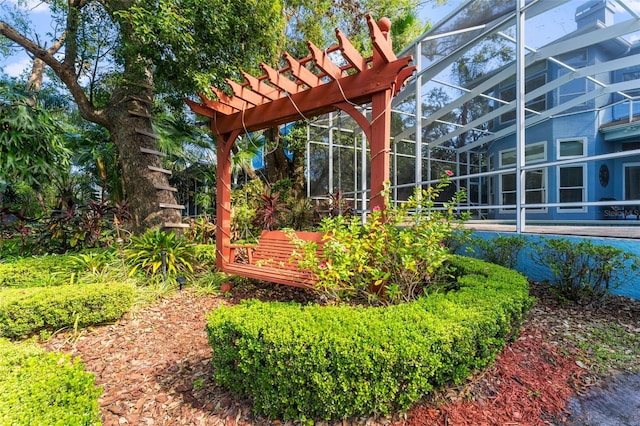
(336, 28, 368, 72)
(197, 59, 414, 135)
(211, 87, 247, 110)
(260, 63, 302, 95)
(284, 53, 321, 88)
(225, 78, 267, 107)
(367, 15, 396, 64)
(185, 98, 215, 118)
(242, 72, 282, 101)
(307, 41, 343, 81)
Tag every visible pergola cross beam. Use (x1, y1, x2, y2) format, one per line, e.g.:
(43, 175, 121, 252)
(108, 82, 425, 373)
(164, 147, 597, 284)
(186, 14, 415, 272)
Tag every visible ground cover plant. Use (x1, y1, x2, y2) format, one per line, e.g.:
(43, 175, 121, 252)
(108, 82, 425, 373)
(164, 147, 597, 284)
(0, 282, 134, 339)
(0, 218, 223, 424)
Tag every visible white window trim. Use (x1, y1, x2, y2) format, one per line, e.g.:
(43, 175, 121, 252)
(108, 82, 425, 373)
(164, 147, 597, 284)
(623, 162, 640, 201)
(498, 141, 547, 168)
(557, 137, 587, 159)
(498, 168, 548, 214)
(557, 163, 587, 213)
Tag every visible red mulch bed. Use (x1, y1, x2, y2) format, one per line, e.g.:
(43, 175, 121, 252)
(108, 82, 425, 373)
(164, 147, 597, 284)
(401, 323, 582, 426)
(40, 281, 639, 425)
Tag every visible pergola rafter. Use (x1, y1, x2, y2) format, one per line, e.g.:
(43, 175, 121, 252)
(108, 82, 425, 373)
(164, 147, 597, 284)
(187, 14, 415, 275)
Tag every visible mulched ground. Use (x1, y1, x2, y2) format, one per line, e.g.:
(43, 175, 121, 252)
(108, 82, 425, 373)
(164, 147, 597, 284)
(41, 281, 640, 426)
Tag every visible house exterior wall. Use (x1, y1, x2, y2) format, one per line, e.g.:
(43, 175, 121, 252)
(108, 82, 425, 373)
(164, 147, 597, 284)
(483, 1, 640, 222)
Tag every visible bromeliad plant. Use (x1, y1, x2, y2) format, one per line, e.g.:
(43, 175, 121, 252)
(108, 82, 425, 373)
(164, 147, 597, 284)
(125, 228, 195, 279)
(294, 173, 469, 305)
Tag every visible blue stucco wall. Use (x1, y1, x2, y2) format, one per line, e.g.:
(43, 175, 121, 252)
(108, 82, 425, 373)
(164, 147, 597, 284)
(466, 230, 640, 300)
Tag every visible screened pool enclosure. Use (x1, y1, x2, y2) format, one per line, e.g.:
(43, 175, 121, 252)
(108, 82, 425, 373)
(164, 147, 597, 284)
(303, 0, 640, 234)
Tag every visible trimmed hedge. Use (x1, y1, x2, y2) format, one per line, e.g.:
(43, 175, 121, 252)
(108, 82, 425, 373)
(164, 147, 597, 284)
(0, 338, 101, 425)
(0, 255, 70, 288)
(0, 282, 134, 339)
(206, 255, 533, 420)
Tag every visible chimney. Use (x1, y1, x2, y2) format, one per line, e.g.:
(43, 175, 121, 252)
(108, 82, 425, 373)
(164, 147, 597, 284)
(575, 0, 615, 29)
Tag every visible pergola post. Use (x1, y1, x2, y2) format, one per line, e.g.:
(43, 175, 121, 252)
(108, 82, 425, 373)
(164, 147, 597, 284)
(370, 88, 393, 211)
(215, 130, 240, 269)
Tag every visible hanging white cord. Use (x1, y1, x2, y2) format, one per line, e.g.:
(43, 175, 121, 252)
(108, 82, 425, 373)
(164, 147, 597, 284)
(370, 82, 396, 125)
(284, 90, 309, 122)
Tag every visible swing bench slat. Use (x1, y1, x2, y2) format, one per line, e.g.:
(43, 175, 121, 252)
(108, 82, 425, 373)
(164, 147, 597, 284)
(224, 230, 325, 288)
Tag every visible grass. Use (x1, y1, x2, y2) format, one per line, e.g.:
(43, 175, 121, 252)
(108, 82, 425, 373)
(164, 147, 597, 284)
(567, 322, 640, 376)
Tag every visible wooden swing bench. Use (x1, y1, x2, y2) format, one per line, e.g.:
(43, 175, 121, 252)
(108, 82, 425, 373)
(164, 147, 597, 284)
(224, 230, 325, 288)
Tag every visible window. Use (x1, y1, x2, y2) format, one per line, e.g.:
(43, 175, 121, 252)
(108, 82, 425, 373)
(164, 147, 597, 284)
(500, 149, 516, 167)
(624, 163, 640, 200)
(557, 49, 587, 66)
(558, 165, 586, 212)
(499, 67, 548, 123)
(499, 142, 546, 167)
(558, 69, 587, 107)
(622, 71, 640, 97)
(500, 168, 546, 212)
(558, 138, 586, 158)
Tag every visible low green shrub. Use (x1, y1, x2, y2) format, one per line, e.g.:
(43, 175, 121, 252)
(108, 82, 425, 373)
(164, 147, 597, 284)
(532, 237, 640, 305)
(471, 234, 529, 269)
(0, 282, 134, 339)
(0, 338, 101, 425)
(0, 254, 70, 288)
(294, 174, 469, 305)
(206, 255, 533, 421)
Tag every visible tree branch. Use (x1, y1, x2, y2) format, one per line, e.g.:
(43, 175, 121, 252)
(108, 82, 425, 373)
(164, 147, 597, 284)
(0, 20, 108, 126)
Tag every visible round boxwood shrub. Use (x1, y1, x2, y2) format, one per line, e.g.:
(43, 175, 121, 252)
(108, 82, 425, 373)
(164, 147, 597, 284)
(206, 255, 533, 420)
(0, 338, 101, 425)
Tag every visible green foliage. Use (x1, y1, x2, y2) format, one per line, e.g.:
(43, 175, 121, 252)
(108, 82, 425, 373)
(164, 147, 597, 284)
(471, 234, 529, 269)
(206, 255, 533, 421)
(125, 228, 195, 278)
(0, 84, 71, 188)
(191, 271, 233, 294)
(191, 243, 217, 272)
(0, 282, 134, 339)
(0, 251, 126, 288)
(117, 0, 285, 98)
(283, 0, 426, 57)
(532, 237, 640, 305)
(0, 339, 101, 425)
(184, 214, 216, 245)
(231, 178, 263, 241)
(66, 251, 117, 275)
(0, 255, 70, 288)
(294, 175, 469, 304)
(571, 323, 640, 375)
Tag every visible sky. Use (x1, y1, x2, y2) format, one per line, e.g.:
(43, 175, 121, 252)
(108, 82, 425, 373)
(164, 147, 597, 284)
(1, 0, 52, 77)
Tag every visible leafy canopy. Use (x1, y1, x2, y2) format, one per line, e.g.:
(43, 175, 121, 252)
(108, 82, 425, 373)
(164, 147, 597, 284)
(0, 82, 70, 187)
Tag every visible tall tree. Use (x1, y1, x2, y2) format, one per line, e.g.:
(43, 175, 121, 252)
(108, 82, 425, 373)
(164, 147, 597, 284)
(1, 0, 283, 232)
(1, 0, 433, 231)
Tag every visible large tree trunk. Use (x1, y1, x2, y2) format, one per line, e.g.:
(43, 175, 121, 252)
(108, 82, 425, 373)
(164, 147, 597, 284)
(107, 86, 182, 232)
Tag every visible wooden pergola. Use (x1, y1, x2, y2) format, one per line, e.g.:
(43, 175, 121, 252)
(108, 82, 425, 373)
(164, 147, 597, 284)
(186, 14, 415, 274)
